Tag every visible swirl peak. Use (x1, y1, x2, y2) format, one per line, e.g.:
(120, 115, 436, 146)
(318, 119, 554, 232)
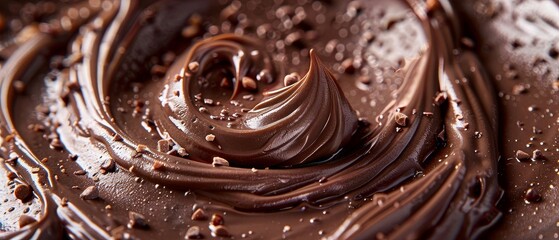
(242, 49, 360, 166)
(161, 41, 359, 167)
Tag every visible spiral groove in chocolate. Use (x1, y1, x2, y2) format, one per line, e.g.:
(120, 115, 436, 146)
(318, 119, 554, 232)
(3, 0, 558, 239)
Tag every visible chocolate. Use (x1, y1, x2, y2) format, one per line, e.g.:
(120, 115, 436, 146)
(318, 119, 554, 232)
(13, 184, 31, 201)
(17, 215, 36, 228)
(128, 211, 149, 229)
(191, 208, 207, 221)
(516, 150, 531, 162)
(79, 186, 99, 200)
(0, 0, 557, 239)
(185, 226, 202, 239)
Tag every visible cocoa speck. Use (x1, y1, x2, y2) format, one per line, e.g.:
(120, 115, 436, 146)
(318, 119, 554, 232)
(528, 105, 538, 112)
(128, 211, 149, 229)
(257, 69, 273, 83)
(205, 134, 216, 142)
(341, 58, 356, 74)
(174, 74, 183, 81)
(13, 80, 26, 93)
(50, 138, 64, 149)
(112, 134, 123, 141)
(7, 171, 17, 180)
(185, 226, 202, 239)
(188, 61, 199, 73)
(182, 25, 200, 39)
(524, 188, 542, 203)
(152, 160, 165, 171)
(309, 217, 320, 224)
(101, 159, 116, 172)
(157, 139, 170, 152)
(241, 76, 257, 90)
(394, 112, 408, 127)
(14, 184, 31, 200)
(284, 72, 300, 86)
(242, 94, 254, 101)
(61, 197, 68, 207)
(191, 208, 207, 221)
(512, 84, 527, 95)
(212, 225, 230, 237)
(136, 144, 148, 153)
(434, 92, 448, 106)
(515, 150, 530, 162)
(532, 149, 544, 160)
(212, 157, 229, 167)
(211, 213, 224, 226)
(177, 148, 189, 157)
(220, 77, 231, 88)
(80, 186, 99, 200)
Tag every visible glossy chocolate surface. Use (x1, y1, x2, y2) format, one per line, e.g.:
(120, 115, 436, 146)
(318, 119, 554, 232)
(0, 0, 557, 239)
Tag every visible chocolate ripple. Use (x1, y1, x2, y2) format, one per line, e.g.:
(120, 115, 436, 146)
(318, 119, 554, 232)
(0, 0, 506, 239)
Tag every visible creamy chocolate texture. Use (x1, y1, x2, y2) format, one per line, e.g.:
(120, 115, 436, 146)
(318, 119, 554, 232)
(0, 0, 557, 239)
(161, 35, 359, 167)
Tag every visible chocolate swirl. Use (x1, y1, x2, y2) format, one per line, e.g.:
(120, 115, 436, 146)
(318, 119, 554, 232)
(2, 0, 541, 239)
(160, 35, 358, 167)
